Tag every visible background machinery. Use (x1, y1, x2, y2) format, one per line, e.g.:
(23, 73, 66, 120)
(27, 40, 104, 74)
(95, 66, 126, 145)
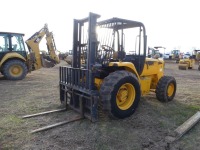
(148, 46, 165, 59)
(59, 13, 177, 121)
(0, 32, 29, 80)
(65, 50, 73, 65)
(178, 57, 195, 70)
(192, 50, 200, 70)
(148, 47, 161, 59)
(0, 24, 59, 80)
(169, 50, 181, 63)
(178, 50, 200, 70)
(26, 24, 60, 68)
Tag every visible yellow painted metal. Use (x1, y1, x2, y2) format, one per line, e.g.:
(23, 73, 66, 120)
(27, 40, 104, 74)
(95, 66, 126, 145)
(94, 62, 139, 91)
(167, 83, 174, 97)
(25, 24, 60, 70)
(25, 30, 45, 70)
(95, 58, 164, 97)
(94, 78, 103, 90)
(45, 30, 60, 64)
(140, 58, 164, 90)
(116, 83, 135, 110)
(178, 58, 195, 70)
(141, 58, 164, 77)
(9, 64, 23, 77)
(0, 52, 26, 67)
(140, 77, 151, 95)
(108, 58, 164, 95)
(109, 62, 140, 81)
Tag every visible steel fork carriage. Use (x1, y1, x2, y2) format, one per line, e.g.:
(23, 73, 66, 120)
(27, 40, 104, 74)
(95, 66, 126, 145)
(59, 13, 101, 122)
(59, 67, 99, 122)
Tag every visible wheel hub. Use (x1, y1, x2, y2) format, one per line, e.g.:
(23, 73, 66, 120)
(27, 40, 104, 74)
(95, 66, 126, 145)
(117, 83, 135, 110)
(167, 83, 174, 97)
(9, 65, 22, 76)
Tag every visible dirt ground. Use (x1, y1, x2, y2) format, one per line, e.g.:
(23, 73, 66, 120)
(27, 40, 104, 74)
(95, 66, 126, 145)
(0, 60, 200, 150)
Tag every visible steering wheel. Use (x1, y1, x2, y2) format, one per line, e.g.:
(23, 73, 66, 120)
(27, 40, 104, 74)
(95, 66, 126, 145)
(101, 45, 115, 52)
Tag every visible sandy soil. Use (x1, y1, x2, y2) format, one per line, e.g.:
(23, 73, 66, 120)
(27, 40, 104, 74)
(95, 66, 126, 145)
(0, 60, 200, 150)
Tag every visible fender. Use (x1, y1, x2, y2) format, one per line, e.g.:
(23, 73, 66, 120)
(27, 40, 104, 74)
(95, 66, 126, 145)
(0, 52, 26, 66)
(109, 62, 140, 82)
(94, 62, 140, 90)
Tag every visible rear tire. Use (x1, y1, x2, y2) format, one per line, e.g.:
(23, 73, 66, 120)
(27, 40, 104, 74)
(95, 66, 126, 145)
(3, 60, 27, 80)
(156, 76, 176, 102)
(100, 70, 141, 119)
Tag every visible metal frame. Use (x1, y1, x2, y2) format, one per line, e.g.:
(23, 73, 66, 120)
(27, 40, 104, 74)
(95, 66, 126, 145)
(60, 13, 100, 122)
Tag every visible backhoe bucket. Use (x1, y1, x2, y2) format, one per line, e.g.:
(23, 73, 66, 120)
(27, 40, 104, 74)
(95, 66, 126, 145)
(41, 55, 55, 68)
(65, 55, 72, 65)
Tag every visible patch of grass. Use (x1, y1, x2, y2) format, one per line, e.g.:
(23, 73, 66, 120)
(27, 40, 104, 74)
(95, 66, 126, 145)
(0, 115, 32, 149)
(157, 102, 200, 128)
(142, 98, 200, 129)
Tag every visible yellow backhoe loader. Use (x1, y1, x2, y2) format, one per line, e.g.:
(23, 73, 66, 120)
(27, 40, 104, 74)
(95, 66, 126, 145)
(0, 24, 59, 80)
(59, 13, 177, 121)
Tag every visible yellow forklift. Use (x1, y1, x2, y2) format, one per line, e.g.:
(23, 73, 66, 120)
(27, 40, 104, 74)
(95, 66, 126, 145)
(59, 13, 176, 121)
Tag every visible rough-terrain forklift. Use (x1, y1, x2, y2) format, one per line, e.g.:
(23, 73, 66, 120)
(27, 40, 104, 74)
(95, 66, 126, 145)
(59, 13, 176, 121)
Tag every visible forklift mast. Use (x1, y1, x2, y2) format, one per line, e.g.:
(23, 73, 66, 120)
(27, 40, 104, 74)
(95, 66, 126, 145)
(72, 13, 100, 90)
(60, 13, 100, 121)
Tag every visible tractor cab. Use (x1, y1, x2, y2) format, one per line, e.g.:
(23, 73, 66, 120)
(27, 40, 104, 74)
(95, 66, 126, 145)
(0, 32, 27, 60)
(70, 17, 147, 76)
(96, 18, 147, 75)
(0, 32, 29, 80)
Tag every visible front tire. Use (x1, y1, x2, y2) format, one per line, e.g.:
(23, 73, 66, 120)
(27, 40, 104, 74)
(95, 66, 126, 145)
(156, 76, 176, 102)
(3, 60, 27, 80)
(100, 70, 141, 119)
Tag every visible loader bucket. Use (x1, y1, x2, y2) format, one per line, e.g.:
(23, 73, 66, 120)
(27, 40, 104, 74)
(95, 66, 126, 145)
(178, 63, 188, 70)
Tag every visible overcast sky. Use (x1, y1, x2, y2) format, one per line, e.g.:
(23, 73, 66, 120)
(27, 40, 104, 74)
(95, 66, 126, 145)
(1, 0, 200, 53)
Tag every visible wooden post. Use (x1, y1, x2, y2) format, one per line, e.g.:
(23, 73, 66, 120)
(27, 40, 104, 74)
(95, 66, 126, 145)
(175, 111, 200, 138)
